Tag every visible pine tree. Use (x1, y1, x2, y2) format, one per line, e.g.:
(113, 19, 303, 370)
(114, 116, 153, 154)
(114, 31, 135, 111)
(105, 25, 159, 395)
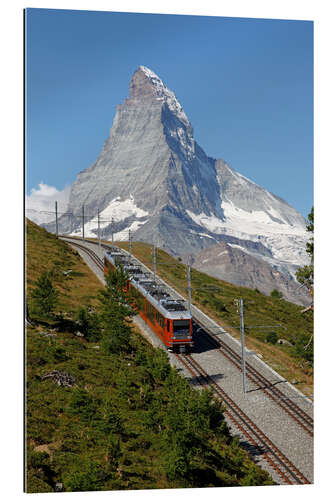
(296, 207, 314, 306)
(97, 267, 134, 354)
(75, 307, 101, 341)
(31, 271, 59, 317)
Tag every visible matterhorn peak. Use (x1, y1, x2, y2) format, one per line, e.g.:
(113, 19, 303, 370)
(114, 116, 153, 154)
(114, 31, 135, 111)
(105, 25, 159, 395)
(57, 65, 310, 305)
(131, 65, 191, 129)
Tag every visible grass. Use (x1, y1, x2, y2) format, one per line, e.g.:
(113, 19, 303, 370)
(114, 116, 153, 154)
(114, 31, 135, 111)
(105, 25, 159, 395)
(26, 221, 102, 313)
(26, 219, 273, 492)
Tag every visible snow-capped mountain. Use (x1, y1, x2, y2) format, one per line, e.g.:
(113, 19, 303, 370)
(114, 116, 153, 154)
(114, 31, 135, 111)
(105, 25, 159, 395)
(51, 66, 310, 304)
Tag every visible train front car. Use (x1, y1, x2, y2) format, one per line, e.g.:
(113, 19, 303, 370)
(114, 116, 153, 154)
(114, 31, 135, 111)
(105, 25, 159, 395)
(161, 299, 192, 353)
(104, 249, 193, 353)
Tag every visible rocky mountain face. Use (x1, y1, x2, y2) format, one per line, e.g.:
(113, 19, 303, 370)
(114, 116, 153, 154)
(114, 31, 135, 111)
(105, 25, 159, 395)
(53, 65, 310, 305)
(193, 242, 310, 305)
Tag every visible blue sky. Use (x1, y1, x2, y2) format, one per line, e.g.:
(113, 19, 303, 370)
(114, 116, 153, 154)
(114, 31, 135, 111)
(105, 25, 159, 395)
(25, 8, 313, 217)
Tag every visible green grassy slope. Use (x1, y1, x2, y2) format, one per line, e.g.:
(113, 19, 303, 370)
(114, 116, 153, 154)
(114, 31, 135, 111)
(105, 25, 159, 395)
(25, 220, 273, 492)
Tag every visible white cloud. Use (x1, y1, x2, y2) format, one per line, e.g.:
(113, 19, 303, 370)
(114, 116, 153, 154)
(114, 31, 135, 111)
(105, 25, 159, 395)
(26, 182, 71, 224)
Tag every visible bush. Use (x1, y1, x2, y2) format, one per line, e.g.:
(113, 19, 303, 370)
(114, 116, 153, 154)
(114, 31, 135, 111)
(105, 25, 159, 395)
(31, 272, 59, 317)
(67, 388, 98, 423)
(147, 348, 171, 382)
(163, 443, 189, 480)
(293, 334, 313, 364)
(266, 331, 278, 344)
(63, 460, 105, 492)
(270, 289, 283, 299)
(101, 319, 132, 354)
(45, 342, 69, 362)
(75, 307, 101, 341)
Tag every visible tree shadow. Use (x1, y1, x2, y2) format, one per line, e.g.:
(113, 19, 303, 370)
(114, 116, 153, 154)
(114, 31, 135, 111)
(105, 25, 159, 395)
(245, 379, 287, 394)
(188, 373, 224, 387)
(54, 316, 78, 334)
(239, 440, 268, 459)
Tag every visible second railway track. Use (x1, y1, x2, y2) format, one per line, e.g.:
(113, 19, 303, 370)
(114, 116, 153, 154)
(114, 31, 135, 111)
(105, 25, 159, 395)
(193, 318, 314, 437)
(175, 353, 310, 485)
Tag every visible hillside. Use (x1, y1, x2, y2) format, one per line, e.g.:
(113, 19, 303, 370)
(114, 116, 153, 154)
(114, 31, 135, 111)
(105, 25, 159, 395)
(25, 219, 273, 492)
(113, 240, 313, 398)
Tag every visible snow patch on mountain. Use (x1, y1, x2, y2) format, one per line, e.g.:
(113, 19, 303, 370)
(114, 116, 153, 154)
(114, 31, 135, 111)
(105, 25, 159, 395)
(221, 200, 305, 236)
(186, 210, 225, 233)
(186, 200, 309, 276)
(113, 220, 148, 241)
(69, 196, 149, 239)
(99, 195, 149, 222)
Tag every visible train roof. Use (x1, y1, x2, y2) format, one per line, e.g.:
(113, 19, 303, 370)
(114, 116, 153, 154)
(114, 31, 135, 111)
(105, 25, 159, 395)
(104, 249, 191, 320)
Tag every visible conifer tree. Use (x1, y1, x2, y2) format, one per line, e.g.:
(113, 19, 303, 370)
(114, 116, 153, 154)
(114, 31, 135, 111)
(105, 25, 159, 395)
(31, 271, 59, 317)
(296, 207, 314, 304)
(97, 267, 134, 354)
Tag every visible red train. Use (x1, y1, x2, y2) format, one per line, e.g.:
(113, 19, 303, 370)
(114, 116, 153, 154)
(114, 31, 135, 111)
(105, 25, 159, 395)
(104, 248, 193, 353)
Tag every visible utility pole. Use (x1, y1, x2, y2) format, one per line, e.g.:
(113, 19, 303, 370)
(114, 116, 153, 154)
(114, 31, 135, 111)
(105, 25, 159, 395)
(82, 205, 85, 241)
(97, 208, 101, 251)
(187, 264, 191, 314)
(153, 243, 157, 281)
(239, 298, 247, 394)
(129, 229, 132, 257)
(111, 218, 114, 246)
(55, 201, 58, 237)
(69, 212, 73, 235)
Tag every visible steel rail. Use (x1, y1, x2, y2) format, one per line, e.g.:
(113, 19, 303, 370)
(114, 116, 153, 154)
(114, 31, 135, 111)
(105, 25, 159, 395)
(193, 317, 314, 436)
(176, 352, 310, 485)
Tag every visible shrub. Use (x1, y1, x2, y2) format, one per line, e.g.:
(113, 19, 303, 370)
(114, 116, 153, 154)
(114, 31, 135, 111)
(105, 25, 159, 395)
(101, 319, 132, 354)
(75, 307, 101, 341)
(45, 342, 69, 362)
(67, 388, 98, 423)
(266, 331, 278, 344)
(147, 348, 171, 382)
(162, 441, 190, 480)
(31, 272, 59, 317)
(270, 289, 283, 299)
(63, 460, 105, 492)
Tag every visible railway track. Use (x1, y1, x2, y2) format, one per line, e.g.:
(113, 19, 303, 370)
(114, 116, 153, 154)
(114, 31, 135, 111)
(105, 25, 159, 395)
(66, 239, 105, 272)
(61, 236, 312, 484)
(193, 318, 314, 437)
(175, 353, 310, 485)
(64, 237, 313, 437)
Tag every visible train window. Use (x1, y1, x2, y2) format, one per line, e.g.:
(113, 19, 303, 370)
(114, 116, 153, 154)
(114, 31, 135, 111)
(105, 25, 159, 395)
(167, 320, 170, 332)
(173, 320, 190, 330)
(173, 320, 190, 338)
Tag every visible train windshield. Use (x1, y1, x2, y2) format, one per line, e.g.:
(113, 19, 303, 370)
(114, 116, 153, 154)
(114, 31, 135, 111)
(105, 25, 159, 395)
(173, 320, 190, 338)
